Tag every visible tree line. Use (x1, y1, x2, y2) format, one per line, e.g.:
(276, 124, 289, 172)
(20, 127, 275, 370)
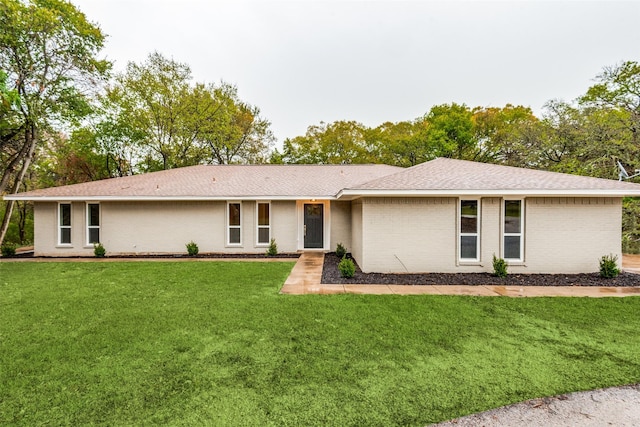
(273, 62, 640, 182)
(1, 0, 640, 250)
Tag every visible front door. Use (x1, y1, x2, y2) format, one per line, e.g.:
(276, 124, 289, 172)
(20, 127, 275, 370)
(304, 204, 324, 249)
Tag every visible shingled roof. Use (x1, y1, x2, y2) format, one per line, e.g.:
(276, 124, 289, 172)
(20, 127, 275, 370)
(338, 158, 640, 197)
(5, 164, 401, 201)
(6, 158, 640, 201)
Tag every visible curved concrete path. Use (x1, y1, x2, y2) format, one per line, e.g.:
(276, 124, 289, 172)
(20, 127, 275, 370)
(280, 252, 640, 297)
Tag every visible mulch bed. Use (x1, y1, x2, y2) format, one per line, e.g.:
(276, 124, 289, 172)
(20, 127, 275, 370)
(109, 253, 300, 259)
(6, 252, 299, 260)
(321, 253, 640, 287)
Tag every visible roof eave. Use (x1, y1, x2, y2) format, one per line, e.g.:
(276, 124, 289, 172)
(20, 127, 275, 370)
(2, 195, 339, 202)
(336, 189, 640, 199)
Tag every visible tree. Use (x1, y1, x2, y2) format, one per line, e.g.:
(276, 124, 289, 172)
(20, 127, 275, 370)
(105, 52, 196, 172)
(472, 105, 542, 166)
(0, 69, 19, 138)
(0, 0, 109, 245)
(36, 129, 113, 187)
(423, 103, 476, 160)
(275, 120, 372, 164)
(197, 82, 274, 165)
(578, 61, 640, 176)
(103, 52, 273, 171)
(365, 119, 428, 167)
(580, 61, 640, 145)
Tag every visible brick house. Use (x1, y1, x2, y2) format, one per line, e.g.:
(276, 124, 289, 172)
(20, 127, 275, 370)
(6, 158, 640, 273)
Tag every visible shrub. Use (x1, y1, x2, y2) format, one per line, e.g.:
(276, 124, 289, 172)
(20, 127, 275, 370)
(1, 242, 17, 257)
(186, 241, 199, 256)
(266, 238, 278, 256)
(599, 254, 620, 278)
(335, 242, 347, 258)
(93, 242, 106, 258)
(492, 254, 508, 278)
(338, 256, 355, 279)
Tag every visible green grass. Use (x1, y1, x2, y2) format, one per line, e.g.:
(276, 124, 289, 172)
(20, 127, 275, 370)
(1, 261, 640, 426)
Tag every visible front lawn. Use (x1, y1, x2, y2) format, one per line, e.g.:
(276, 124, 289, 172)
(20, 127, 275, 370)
(1, 261, 639, 426)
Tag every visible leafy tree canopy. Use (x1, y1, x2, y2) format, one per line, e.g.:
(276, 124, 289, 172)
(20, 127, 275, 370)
(0, 0, 109, 245)
(97, 52, 273, 173)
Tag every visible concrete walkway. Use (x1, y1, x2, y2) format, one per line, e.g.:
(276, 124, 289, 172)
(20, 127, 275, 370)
(280, 252, 640, 297)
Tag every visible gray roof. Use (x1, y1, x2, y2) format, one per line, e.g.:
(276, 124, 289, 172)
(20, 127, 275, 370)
(5, 164, 401, 201)
(6, 158, 640, 201)
(339, 158, 640, 197)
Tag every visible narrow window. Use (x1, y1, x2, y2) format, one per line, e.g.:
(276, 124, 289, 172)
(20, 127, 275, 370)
(87, 203, 100, 245)
(257, 202, 270, 245)
(504, 200, 523, 260)
(228, 202, 242, 245)
(459, 199, 479, 261)
(59, 203, 72, 245)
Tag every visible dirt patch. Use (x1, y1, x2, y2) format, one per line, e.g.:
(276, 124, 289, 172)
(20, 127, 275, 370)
(321, 253, 640, 287)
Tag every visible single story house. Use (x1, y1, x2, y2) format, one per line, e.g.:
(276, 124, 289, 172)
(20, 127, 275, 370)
(6, 158, 640, 274)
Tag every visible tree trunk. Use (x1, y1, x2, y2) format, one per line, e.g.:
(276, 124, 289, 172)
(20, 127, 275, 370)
(17, 200, 28, 243)
(0, 125, 37, 246)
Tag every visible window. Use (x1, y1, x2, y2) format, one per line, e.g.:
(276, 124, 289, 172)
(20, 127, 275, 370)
(504, 199, 523, 260)
(87, 203, 100, 245)
(58, 203, 72, 245)
(257, 202, 270, 245)
(459, 199, 479, 261)
(227, 202, 242, 245)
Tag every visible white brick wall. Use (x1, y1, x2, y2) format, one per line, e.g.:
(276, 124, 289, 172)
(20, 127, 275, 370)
(358, 198, 457, 273)
(351, 201, 363, 264)
(33, 196, 623, 271)
(522, 197, 621, 273)
(330, 201, 352, 252)
(34, 200, 300, 256)
(480, 197, 501, 266)
(271, 201, 298, 253)
(354, 196, 622, 274)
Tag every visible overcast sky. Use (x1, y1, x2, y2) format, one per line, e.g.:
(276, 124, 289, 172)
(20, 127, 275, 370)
(73, 0, 640, 145)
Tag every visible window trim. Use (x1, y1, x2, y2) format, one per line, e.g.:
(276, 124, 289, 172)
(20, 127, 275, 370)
(503, 198, 524, 262)
(86, 202, 101, 246)
(459, 198, 480, 262)
(227, 201, 242, 246)
(58, 202, 72, 246)
(56, 202, 73, 246)
(256, 201, 271, 246)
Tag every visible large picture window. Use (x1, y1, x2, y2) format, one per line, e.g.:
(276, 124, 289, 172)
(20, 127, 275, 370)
(59, 203, 72, 245)
(459, 199, 479, 261)
(87, 203, 100, 245)
(257, 202, 270, 245)
(504, 199, 523, 260)
(227, 202, 242, 245)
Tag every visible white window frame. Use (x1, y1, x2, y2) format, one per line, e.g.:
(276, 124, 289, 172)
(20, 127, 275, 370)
(503, 198, 524, 262)
(86, 202, 101, 246)
(227, 201, 242, 246)
(58, 202, 72, 246)
(256, 201, 271, 246)
(459, 198, 480, 262)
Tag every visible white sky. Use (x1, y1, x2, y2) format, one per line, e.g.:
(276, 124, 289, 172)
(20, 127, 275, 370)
(72, 0, 640, 145)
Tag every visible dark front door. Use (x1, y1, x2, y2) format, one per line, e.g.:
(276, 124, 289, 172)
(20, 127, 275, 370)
(304, 204, 324, 249)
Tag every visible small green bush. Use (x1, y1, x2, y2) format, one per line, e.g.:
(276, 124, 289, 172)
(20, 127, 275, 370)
(492, 254, 508, 278)
(266, 238, 278, 256)
(335, 243, 347, 258)
(186, 241, 199, 256)
(599, 254, 620, 278)
(93, 243, 106, 258)
(338, 256, 355, 279)
(1, 242, 17, 257)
